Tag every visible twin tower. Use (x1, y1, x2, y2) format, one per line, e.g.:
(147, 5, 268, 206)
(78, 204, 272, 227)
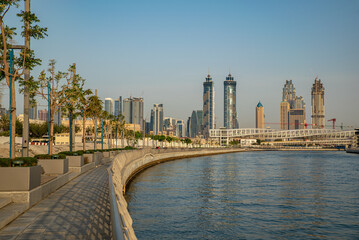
(203, 73, 239, 137)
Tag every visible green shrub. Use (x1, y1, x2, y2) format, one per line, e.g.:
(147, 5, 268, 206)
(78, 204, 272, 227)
(14, 157, 38, 167)
(35, 154, 66, 159)
(58, 151, 82, 156)
(124, 146, 135, 150)
(0, 158, 10, 167)
(0, 157, 37, 167)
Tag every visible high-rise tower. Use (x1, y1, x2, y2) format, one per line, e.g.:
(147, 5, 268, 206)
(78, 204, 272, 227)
(123, 97, 144, 130)
(280, 80, 306, 130)
(311, 77, 325, 129)
(256, 101, 264, 128)
(203, 74, 215, 137)
(224, 74, 239, 129)
(104, 98, 114, 115)
(150, 104, 164, 135)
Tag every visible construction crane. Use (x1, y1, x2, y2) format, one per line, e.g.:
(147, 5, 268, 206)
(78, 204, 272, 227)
(328, 118, 336, 129)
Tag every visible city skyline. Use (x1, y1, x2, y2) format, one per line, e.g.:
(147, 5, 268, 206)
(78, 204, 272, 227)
(3, 0, 358, 129)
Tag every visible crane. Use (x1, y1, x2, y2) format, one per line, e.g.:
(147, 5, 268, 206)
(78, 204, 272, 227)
(328, 118, 336, 129)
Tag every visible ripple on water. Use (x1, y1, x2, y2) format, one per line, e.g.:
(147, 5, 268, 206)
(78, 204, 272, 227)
(125, 151, 359, 239)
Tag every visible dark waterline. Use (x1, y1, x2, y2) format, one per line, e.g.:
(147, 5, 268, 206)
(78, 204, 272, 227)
(125, 151, 359, 239)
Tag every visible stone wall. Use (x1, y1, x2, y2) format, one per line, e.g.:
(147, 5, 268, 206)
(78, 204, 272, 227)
(109, 148, 243, 240)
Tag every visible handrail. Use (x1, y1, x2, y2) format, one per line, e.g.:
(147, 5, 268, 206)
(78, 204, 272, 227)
(108, 167, 130, 240)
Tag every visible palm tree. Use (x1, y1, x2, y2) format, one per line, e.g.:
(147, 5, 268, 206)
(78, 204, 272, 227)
(86, 95, 102, 150)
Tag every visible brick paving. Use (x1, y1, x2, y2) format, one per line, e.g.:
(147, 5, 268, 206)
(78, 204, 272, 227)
(0, 164, 112, 240)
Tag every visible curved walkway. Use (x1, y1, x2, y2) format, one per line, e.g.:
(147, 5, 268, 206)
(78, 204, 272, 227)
(0, 163, 112, 240)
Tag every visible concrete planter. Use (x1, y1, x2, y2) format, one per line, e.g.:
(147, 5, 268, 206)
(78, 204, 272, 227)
(93, 152, 103, 165)
(83, 153, 94, 163)
(110, 151, 116, 157)
(67, 156, 84, 167)
(103, 152, 110, 158)
(38, 159, 69, 175)
(0, 165, 42, 191)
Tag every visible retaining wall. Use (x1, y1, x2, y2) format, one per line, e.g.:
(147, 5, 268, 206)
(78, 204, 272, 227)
(109, 148, 243, 240)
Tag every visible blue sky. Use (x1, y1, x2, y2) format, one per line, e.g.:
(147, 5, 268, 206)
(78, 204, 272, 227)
(3, 0, 359, 128)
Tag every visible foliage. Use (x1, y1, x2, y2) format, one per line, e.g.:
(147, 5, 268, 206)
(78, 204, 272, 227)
(229, 140, 240, 145)
(158, 135, 166, 142)
(124, 146, 135, 150)
(58, 151, 82, 156)
(184, 138, 192, 145)
(35, 154, 66, 159)
(135, 131, 142, 139)
(13, 157, 38, 167)
(0, 158, 10, 167)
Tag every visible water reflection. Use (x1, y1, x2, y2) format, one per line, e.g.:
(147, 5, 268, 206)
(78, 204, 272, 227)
(125, 151, 359, 239)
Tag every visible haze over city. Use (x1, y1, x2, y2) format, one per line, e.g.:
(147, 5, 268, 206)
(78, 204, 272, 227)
(4, 0, 359, 128)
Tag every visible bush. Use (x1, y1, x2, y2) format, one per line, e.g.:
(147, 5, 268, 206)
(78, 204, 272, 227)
(58, 151, 82, 156)
(0, 158, 10, 167)
(124, 146, 135, 150)
(35, 154, 66, 159)
(14, 157, 38, 167)
(0, 157, 37, 167)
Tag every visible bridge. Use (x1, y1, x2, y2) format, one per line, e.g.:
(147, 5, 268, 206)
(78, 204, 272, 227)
(209, 128, 356, 146)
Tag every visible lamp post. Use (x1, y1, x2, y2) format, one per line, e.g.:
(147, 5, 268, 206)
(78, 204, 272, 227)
(47, 80, 51, 155)
(9, 49, 13, 159)
(101, 119, 104, 150)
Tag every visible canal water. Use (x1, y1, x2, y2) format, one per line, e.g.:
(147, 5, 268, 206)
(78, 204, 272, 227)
(125, 151, 359, 239)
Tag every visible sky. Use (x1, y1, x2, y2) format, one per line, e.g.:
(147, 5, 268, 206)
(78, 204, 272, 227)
(2, 0, 359, 129)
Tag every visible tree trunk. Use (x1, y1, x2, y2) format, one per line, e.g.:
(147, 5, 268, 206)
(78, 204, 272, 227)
(93, 118, 97, 150)
(50, 113, 54, 155)
(83, 115, 86, 151)
(70, 111, 74, 152)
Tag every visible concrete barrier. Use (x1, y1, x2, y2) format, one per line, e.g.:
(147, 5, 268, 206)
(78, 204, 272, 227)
(0, 166, 42, 191)
(108, 148, 243, 240)
(67, 156, 84, 167)
(38, 159, 69, 175)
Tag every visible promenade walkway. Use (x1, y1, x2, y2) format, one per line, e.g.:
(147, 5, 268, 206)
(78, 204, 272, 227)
(0, 163, 112, 240)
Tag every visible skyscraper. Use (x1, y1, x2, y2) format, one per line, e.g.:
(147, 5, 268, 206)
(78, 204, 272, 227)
(280, 80, 306, 130)
(256, 101, 264, 128)
(114, 96, 122, 117)
(311, 77, 325, 129)
(29, 103, 37, 120)
(224, 73, 239, 129)
(189, 110, 199, 138)
(150, 104, 164, 135)
(203, 74, 215, 137)
(38, 109, 48, 122)
(176, 120, 185, 138)
(104, 98, 114, 115)
(123, 97, 144, 130)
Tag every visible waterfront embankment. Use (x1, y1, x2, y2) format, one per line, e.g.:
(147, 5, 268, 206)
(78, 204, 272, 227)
(108, 148, 244, 240)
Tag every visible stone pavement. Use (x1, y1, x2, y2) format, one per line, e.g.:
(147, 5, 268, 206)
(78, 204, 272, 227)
(0, 163, 112, 240)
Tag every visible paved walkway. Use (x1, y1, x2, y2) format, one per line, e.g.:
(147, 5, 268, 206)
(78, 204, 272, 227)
(0, 164, 112, 240)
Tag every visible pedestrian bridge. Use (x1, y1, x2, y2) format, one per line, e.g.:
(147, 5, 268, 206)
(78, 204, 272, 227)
(209, 128, 356, 145)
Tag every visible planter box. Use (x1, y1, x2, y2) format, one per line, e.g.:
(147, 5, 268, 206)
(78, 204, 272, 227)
(83, 153, 94, 163)
(38, 159, 69, 175)
(103, 152, 110, 158)
(67, 156, 84, 167)
(110, 151, 116, 157)
(0, 165, 42, 191)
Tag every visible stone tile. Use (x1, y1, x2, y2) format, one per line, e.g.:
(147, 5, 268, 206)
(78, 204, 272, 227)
(0, 234, 16, 240)
(0, 163, 112, 239)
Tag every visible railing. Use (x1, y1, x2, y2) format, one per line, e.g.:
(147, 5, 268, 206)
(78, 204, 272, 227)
(108, 167, 131, 240)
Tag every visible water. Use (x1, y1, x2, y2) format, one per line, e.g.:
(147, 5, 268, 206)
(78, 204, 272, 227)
(125, 151, 359, 239)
